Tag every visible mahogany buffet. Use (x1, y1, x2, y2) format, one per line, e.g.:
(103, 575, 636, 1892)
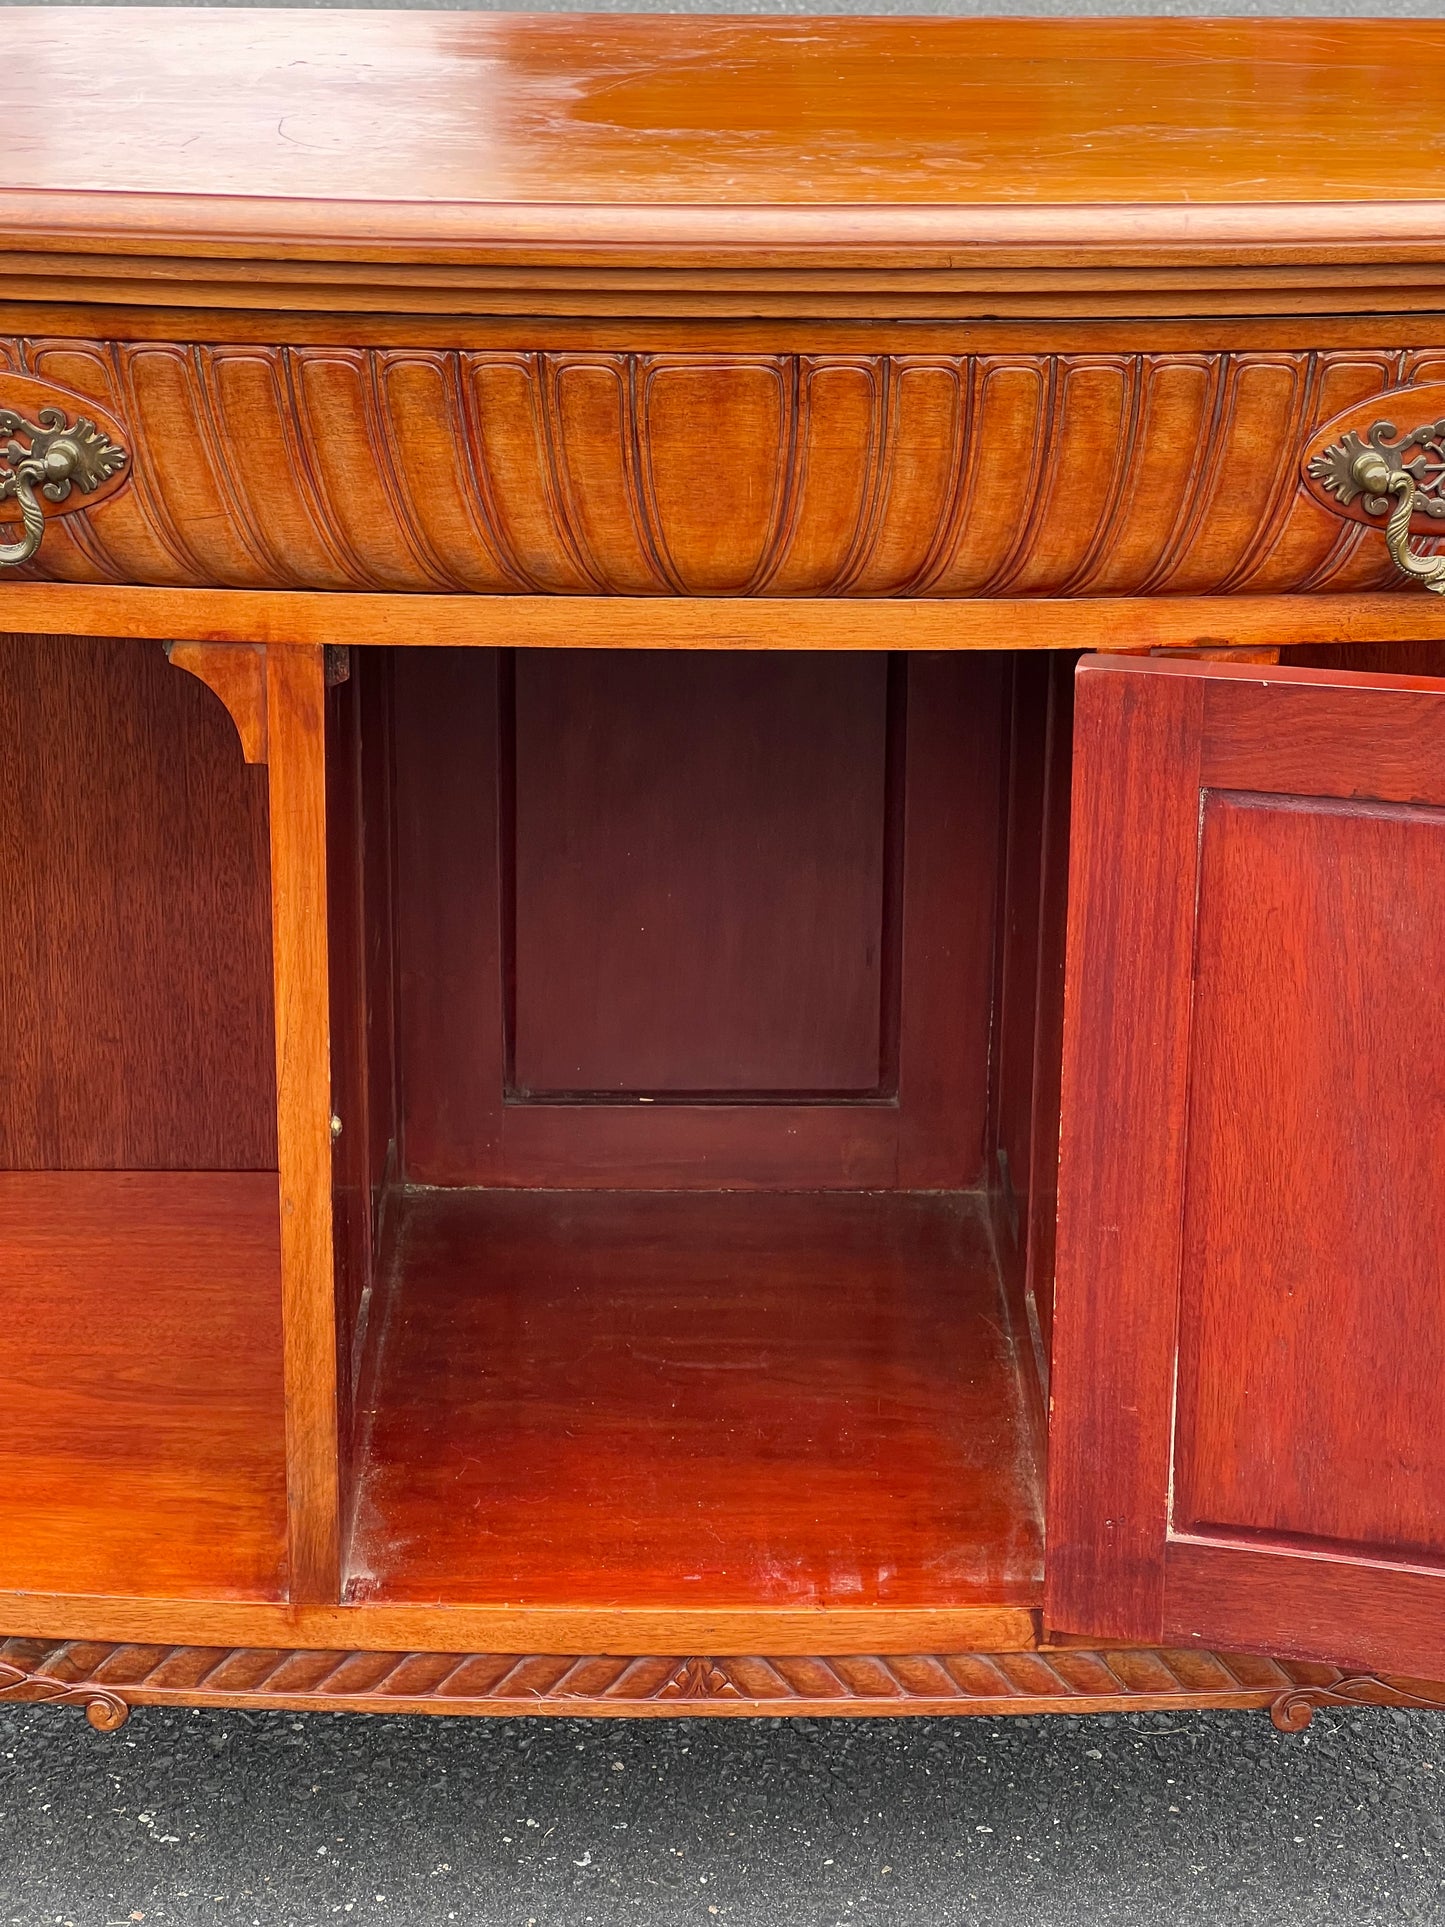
(8, 12, 1445, 1734)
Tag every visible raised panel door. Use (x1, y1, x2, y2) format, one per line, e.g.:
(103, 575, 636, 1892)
(1047, 655, 1445, 1680)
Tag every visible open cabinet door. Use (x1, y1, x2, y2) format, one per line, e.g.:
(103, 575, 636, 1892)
(1047, 653, 1445, 1680)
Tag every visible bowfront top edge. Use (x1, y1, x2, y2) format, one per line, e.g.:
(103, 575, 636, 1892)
(7, 10, 1445, 305)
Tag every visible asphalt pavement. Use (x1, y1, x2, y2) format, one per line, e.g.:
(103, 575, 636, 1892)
(3, 1699, 1444, 1925)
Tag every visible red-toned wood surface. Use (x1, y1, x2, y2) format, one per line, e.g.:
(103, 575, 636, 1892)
(347, 1189, 1043, 1611)
(265, 643, 343, 1603)
(6, 340, 1442, 596)
(0, 1171, 288, 1600)
(327, 661, 367, 1467)
(1284, 640, 1445, 678)
(1047, 656, 1204, 1643)
(394, 648, 1001, 1189)
(1048, 655, 1445, 1682)
(990, 655, 1050, 1325)
(1, 1637, 1403, 1730)
(1020, 653, 1075, 1369)
(1164, 1546, 1445, 1683)
(988, 651, 1075, 1426)
(1175, 790, 1445, 1560)
(327, 649, 401, 1480)
(511, 651, 894, 1096)
(0, 632, 275, 1170)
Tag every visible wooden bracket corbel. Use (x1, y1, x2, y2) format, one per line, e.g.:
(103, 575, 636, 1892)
(164, 641, 269, 764)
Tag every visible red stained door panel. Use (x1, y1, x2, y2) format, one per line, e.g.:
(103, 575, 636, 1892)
(1047, 654, 1445, 1680)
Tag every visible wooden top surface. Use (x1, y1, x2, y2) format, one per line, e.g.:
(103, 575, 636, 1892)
(7, 10, 1445, 273)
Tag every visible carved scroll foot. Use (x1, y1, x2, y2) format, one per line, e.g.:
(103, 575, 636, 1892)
(0, 1657, 129, 1732)
(1270, 1674, 1445, 1734)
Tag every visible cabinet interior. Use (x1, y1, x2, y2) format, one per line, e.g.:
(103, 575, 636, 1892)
(10, 634, 1427, 1623)
(329, 645, 1075, 1613)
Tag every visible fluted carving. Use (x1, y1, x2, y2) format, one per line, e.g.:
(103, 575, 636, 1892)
(5, 339, 1443, 598)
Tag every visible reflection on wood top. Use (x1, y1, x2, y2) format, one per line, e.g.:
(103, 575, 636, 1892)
(6, 11, 1445, 272)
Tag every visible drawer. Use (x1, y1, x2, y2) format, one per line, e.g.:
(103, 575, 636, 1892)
(4, 339, 1443, 597)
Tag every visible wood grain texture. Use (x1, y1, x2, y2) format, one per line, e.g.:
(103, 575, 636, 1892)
(1047, 655, 1445, 1681)
(1201, 673, 1445, 801)
(1174, 792, 1445, 1563)
(14, 583, 1445, 655)
(326, 649, 400, 1482)
(12, 13, 1445, 215)
(510, 651, 893, 1096)
(14, 308, 1445, 356)
(989, 655, 1050, 1328)
(347, 1189, 1044, 1611)
(326, 662, 370, 1482)
(11, 15, 1445, 323)
(1165, 1545, 1445, 1687)
(0, 1595, 1036, 1659)
(987, 652, 1073, 1448)
(265, 644, 342, 1604)
(0, 1172, 288, 1601)
(4, 340, 1439, 596)
(1046, 658, 1203, 1643)
(1020, 653, 1076, 1370)
(0, 1638, 1380, 1727)
(393, 649, 1000, 1189)
(166, 642, 267, 763)
(17, 267, 1445, 325)
(0, 632, 275, 1170)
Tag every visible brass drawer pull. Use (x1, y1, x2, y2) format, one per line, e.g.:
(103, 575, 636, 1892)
(0, 407, 128, 568)
(1309, 419, 1445, 596)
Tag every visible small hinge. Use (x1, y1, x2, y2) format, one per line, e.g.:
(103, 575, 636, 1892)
(325, 644, 352, 688)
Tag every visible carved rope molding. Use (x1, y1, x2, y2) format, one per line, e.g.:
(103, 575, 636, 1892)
(4, 1641, 1441, 1731)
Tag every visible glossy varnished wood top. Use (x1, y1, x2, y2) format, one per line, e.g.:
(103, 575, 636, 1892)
(6, 11, 1445, 280)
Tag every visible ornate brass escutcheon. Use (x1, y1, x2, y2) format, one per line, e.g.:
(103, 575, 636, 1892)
(0, 403, 128, 568)
(1303, 381, 1445, 595)
(1309, 418, 1445, 594)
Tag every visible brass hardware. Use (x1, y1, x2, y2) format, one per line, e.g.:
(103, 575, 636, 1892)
(0, 406, 127, 569)
(1308, 418, 1445, 595)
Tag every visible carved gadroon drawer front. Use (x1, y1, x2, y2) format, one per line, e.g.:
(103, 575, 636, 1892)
(6, 341, 1445, 594)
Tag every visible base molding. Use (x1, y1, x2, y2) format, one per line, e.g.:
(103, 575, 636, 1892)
(6, 1639, 1443, 1731)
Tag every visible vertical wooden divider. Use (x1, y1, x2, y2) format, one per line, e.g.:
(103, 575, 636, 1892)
(264, 643, 342, 1602)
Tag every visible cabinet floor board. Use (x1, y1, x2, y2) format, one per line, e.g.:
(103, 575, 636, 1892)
(347, 1188, 1043, 1612)
(0, 1171, 289, 1603)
